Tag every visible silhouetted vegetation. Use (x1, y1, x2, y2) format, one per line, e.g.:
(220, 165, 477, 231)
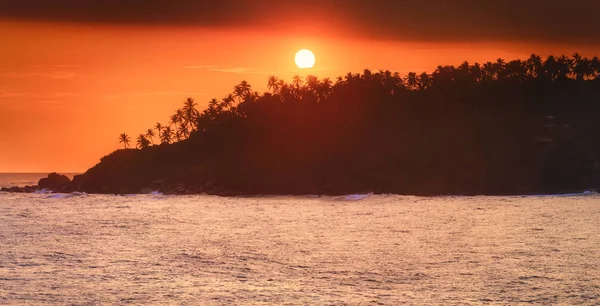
(118, 133, 131, 149)
(75, 53, 600, 195)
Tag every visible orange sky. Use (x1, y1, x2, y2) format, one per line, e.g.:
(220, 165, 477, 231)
(1, 20, 598, 172)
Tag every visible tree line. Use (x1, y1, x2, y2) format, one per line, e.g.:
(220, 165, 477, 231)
(118, 52, 600, 149)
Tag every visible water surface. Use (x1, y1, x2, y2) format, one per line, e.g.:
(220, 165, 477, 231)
(1, 193, 599, 304)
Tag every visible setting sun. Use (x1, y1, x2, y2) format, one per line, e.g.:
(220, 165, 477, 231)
(295, 49, 315, 69)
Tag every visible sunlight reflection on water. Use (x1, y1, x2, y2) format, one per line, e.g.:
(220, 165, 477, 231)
(0, 192, 599, 304)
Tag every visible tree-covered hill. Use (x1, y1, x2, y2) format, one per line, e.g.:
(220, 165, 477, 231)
(72, 53, 600, 195)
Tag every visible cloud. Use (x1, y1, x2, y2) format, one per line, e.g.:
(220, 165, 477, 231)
(32, 64, 76, 68)
(183, 65, 219, 69)
(0, 90, 85, 101)
(0, 0, 599, 46)
(53, 92, 84, 97)
(102, 91, 206, 100)
(0, 71, 76, 79)
(185, 65, 278, 75)
(0, 90, 37, 99)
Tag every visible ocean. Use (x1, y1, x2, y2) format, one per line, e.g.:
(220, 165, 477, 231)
(0, 191, 599, 304)
(0, 173, 79, 188)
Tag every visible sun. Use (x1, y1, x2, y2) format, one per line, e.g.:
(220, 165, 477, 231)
(295, 49, 315, 69)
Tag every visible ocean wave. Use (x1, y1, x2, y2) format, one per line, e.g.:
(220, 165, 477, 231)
(45, 192, 88, 199)
(335, 193, 374, 201)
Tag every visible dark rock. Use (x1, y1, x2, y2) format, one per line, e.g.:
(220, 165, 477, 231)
(1, 185, 38, 193)
(38, 173, 72, 192)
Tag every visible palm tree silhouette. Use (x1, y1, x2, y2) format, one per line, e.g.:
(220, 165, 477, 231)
(136, 134, 150, 149)
(234, 81, 252, 103)
(145, 128, 155, 145)
(267, 76, 281, 94)
(182, 98, 199, 131)
(482, 61, 496, 81)
(556, 55, 572, 79)
(494, 58, 506, 80)
(470, 63, 483, 83)
(525, 54, 543, 78)
(306, 75, 319, 92)
(543, 55, 559, 80)
(317, 77, 332, 100)
(418, 72, 431, 90)
(506, 60, 527, 81)
(591, 56, 600, 78)
(572, 53, 590, 81)
(160, 126, 173, 144)
(457, 61, 470, 83)
(292, 74, 304, 89)
(118, 133, 131, 149)
(170, 114, 180, 130)
(220, 94, 235, 110)
(178, 123, 190, 139)
(208, 98, 220, 112)
(405, 72, 418, 90)
(169, 109, 184, 130)
(154, 122, 163, 139)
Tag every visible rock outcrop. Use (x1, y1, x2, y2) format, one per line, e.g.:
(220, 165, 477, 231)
(38, 173, 73, 192)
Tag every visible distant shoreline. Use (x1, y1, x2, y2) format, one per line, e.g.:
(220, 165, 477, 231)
(0, 173, 80, 188)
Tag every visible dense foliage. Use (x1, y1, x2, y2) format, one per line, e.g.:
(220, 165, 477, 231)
(78, 53, 600, 195)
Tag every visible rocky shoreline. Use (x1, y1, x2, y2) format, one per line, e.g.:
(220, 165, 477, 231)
(2, 172, 598, 197)
(0, 185, 39, 193)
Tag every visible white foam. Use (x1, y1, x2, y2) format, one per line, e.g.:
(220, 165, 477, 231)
(45, 191, 87, 199)
(341, 193, 374, 201)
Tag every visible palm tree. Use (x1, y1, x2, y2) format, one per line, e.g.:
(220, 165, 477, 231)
(176, 109, 184, 126)
(432, 65, 456, 85)
(525, 54, 543, 78)
(456, 61, 470, 83)
(170, 112, 181, 130)
(470, 62, 483, 83)
(591, 56, 600, 79)
(234, 80, 252, 103)
(405, 72, 418, 90)
(145, 128, 155, 145)
(543, 55, 559, 80)
(154, 122, 163, 139)
(381, 70, 403, 94)
(317, 78, 333, 100)
(118, 133, 131, 149)
(267, 75, 281, 94)
(556, 55, 572, 80)
(136, 134, 150, 149)
(482, 61, 496, 81)
(417, 72, 431, 90)
(178, 123, 190, 139)
(208, 98, 220, 111)
(506, 59, 527, 81)
(182, 98, 199, 130)
(292, 74, 304, 89)
(572, 53, 590, 81)
(494, 58, 506, 80)
(306, 75, 319, 92)
(220, 94, 235, 110)
(160, 126, 173, 144)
